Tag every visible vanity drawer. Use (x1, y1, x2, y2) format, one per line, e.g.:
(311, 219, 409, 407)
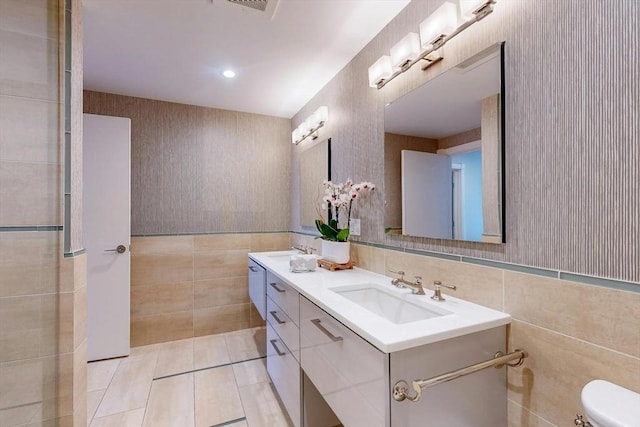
(248, 259, 266, 320)
(266, 323, 301, 427)
(266, 271, 299, 326)
(300, 296, 389, 427)
(267, 295, 299, 362)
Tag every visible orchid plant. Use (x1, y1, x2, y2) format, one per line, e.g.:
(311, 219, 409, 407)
(315, 178, 376, 242)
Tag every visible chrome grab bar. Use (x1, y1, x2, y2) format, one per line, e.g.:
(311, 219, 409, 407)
(392, 349, 527, 402)
(311, 319, 343, 342)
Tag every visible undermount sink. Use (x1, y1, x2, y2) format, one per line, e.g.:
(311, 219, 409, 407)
(331, 283, 450, 324)
(267, 253, 295, 259)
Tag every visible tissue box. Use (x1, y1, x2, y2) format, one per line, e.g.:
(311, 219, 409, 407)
(290, 254, 317, 272)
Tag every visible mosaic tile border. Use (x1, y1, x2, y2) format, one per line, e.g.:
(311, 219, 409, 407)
(289, 231, 640, 293)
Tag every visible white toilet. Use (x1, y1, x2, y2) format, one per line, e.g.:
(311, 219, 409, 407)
(581, 380, 640, 427)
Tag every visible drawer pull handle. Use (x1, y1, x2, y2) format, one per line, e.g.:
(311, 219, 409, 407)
(311, 319, 343, 342)
(270, 310, 286, 324)
(269, 339, 286, 356)
(248, 266, 259, 272)
(269, 282, 285, 293)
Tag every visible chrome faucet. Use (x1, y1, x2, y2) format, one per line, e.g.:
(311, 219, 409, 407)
(574, 415, 593, 427)
(292, 245, 314, 254)
(430, 280, 457, 301)
(390, 270, 425, 295)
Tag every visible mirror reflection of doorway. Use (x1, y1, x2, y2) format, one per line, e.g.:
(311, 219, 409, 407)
(449, 148, 483, 241)
(452, 165, 463, 240)
(401, 145, 482, 241)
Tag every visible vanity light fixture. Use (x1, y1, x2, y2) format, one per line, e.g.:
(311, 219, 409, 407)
(390, 33, 421, 71)
(459, 0, 494, 21)
(368, 56, 394, 88)
(292, 106, 329, 145)
(368, 0, 497, 89)
(419, 2, 457, 50)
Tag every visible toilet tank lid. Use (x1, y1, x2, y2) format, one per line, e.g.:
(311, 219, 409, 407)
(582, 380, 640, 427)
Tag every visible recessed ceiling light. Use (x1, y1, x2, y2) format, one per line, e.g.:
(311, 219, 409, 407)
(223, 70, 236, 78)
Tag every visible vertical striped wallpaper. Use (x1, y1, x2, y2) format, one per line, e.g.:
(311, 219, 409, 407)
(83, 91, 292, 235)
(291, 0, 640, 283)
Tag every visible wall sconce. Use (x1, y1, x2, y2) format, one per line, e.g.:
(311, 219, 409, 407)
(292, 106, 328, 145)
(419, 2, 457, 50)
(390, 33, 421, 71)
(368, 0, 496, 89)
(368, 56, 393, 88)
(460, 0, 494, 21)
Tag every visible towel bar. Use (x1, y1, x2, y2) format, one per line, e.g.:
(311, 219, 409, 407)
(392, 348, 527, 402)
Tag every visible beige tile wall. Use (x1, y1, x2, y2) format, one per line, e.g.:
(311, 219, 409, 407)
(292, 235, 640, 427)
(130, 232, 289, 346)
(0, 236, 81, 427)
(0, 0, 89, 426)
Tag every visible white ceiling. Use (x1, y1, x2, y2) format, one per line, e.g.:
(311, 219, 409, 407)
(83, 0, 411, 119)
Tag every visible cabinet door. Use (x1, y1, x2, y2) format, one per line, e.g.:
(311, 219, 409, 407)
(248, 259, 266, 320)
(266, 271, 299, 326)
(266, 323, 301, 427)
(390, 327, 507, 427)
(300, 296, 389, 427)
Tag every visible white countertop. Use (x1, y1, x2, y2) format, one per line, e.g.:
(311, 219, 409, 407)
(249, 250, 511, 353)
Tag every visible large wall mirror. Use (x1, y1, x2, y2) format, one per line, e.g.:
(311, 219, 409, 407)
(384, 42, 505, 243)
(300, 138, 331, 228)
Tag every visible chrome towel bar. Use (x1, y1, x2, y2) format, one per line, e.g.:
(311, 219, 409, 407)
(392, 349, 527, 402)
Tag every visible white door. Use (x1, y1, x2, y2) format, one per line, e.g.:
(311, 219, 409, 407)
(452, 166, 464, 240)
(402, 150, 453, 239)
(83, 113, 131, 361)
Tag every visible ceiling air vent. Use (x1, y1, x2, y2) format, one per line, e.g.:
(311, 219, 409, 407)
(225, 0, 279, 19)
(227, 0, 269, 12)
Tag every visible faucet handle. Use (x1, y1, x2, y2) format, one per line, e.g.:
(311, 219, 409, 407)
(433, 280, 456, 291)
(430, 281, 456, 301)
(292, 245, 312, 254)
(574, 414, 592, 426)
(389, 269, 405, 277)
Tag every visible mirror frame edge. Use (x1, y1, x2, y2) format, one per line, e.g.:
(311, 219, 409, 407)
(499, 41, 506, 244)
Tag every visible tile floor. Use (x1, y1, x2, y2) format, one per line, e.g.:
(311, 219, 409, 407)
(87, 327, 292, 427)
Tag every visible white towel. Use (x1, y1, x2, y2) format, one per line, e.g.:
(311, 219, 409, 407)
(290, 254, 317, 272)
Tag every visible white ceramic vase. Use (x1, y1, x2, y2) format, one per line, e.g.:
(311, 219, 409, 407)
(321, 240, 350, 264)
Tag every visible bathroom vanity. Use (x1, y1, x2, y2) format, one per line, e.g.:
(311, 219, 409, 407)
(249, 251, 511, 427)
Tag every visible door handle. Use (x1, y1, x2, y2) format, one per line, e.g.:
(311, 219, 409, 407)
(269, 282, 285, 293)
(248, 266, 259, 272)
(311, 319, 343, 342)
(269, 339, 286, 356)
(270, 310, 286, 325)
(104, 244, 127, 254)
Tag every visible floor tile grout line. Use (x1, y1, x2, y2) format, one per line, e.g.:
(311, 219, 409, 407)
(153, 356, 267, 381)
(87, 389, 106, 426)
(192, 335, 198, 427)
(209, 417, 247, 427)
(140, 352, 160, 427)
(89, 359, 122, 424)
(193, 359, 197, 427)
(230, 350, 250, 427)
